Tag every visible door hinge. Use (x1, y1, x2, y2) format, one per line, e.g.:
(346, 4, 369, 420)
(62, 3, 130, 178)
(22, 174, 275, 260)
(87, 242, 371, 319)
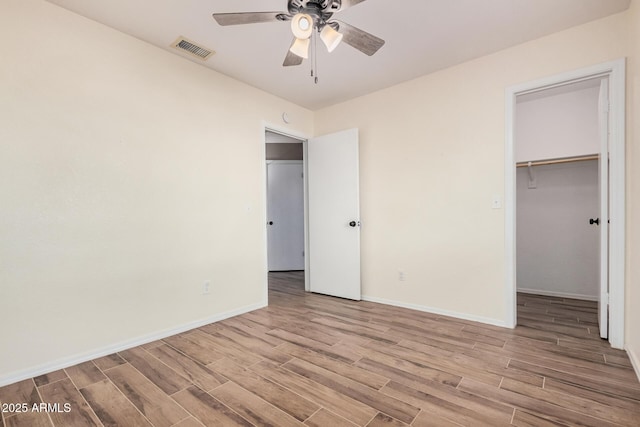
(603, 293, 609, 306)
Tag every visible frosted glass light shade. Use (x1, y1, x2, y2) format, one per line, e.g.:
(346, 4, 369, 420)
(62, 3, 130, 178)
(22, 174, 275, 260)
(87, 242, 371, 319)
(320, 25, 343, 53)
(291, 13, 313, 39)
(289, 37, 310, 59)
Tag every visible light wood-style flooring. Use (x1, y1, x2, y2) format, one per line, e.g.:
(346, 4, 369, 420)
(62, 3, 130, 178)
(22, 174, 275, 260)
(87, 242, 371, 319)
(1, 271, 639, 426)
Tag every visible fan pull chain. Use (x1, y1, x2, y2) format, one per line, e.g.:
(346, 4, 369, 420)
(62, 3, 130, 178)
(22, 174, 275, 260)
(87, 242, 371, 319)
(311, 29, 318, 84)
(309, 33, 315, 77)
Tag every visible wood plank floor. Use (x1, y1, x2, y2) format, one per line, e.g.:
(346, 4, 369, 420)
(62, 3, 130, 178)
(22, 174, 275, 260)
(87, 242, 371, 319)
(1, 272, 639, 426)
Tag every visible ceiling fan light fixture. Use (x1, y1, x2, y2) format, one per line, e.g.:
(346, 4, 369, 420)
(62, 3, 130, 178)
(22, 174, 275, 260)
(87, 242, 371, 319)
(291, 13, 313, 39)
(320, 24, 343, 53)
(289, 37, 310, 59)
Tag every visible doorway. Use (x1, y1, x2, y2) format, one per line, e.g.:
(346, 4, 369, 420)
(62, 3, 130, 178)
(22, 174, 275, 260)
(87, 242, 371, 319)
(505, 59, 626, 349)
(515, 78, 604, 340)
(263, 126, 362, 301)
(265, 130, 306, 291)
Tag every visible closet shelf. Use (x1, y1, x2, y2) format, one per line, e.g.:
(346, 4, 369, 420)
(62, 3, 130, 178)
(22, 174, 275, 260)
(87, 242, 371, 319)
(516, 154, 599, 168)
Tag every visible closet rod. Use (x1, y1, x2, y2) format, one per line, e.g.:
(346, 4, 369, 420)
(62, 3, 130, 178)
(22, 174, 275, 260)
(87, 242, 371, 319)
(516, 154, 599, 168)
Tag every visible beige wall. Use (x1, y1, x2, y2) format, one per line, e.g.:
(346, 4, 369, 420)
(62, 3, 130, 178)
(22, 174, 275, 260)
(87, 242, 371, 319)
(315, 11, 629, 325)
(626, 0, 640, 374)
(0, 0, 313, 383)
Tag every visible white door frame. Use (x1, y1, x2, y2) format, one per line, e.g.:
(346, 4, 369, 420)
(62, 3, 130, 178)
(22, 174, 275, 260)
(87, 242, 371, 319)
(504, 58, 626, 349)
(261, 123, 311, 303)
(598, 78, 610, 339)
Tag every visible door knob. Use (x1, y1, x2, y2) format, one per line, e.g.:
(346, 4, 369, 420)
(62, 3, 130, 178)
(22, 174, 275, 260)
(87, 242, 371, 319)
(589, 218, 600, 226)
(268, 221, 274, 225)
(349, 221, 358, 227)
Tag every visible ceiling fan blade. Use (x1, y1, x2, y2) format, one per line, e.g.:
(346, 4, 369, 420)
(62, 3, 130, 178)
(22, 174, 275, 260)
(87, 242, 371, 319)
(212, 12, 285, 26)
(333, 20, 385, 56)
(283, 40, 304, 67)
(337, 0, 368, 11)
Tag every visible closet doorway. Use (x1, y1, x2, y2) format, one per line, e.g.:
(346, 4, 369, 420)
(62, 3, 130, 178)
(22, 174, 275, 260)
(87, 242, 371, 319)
(515, 78, 606, 337)
(505, 59, 626, 349)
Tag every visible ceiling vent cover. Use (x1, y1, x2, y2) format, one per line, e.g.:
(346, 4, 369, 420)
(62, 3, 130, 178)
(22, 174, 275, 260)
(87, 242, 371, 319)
(171, 36, 215, 60)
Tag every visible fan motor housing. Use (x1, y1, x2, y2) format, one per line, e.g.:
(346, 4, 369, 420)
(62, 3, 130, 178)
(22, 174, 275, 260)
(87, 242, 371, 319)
(288, 0, 337, 27)
(288, 0, 340, 16)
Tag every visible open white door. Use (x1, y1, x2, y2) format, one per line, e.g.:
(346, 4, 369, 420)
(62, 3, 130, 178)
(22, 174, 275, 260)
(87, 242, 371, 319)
(597, 78, 609, 339)
(267, 161, 305, 271)
(308, 128, 361, 300)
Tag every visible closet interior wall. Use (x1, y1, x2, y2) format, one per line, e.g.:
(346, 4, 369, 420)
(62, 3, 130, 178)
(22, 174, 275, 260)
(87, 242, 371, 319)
(516, 160, 599, 299)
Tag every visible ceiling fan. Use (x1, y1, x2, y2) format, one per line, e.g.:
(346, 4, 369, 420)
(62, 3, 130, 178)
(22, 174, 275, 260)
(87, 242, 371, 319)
(212, 0, 385, 68)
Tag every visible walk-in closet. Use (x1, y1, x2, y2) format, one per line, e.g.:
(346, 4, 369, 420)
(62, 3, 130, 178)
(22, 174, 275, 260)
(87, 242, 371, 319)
(515, 77, 609, 337)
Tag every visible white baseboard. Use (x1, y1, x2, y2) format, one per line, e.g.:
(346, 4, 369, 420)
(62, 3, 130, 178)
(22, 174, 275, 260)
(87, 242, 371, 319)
(517, 288, 599, 301)
(361, 295, 507, 328)
(0, 300, 267, 388)
(626, 345, 640, 382)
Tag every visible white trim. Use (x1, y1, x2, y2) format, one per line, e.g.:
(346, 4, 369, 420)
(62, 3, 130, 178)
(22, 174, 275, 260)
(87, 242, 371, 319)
(362, 295, 507, 328)
(504, 58, 626, 348)
(302, 140, 310, 292)
(517, 288, 599, 302)
(261, 122, 309, 142)
(607, 60, 626, 350)
(0, 301, 266, 388)
(626, 346, 640, 382)
(505, 89, 517, 329)
(598, 78, 610, 339)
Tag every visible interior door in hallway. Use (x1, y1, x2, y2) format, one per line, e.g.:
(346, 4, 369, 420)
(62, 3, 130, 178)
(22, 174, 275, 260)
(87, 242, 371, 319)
(267, 160, 304, 271)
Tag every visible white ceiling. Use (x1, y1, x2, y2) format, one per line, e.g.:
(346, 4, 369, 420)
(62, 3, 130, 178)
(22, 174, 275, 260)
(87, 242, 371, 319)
(46, 0, 630, 110)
